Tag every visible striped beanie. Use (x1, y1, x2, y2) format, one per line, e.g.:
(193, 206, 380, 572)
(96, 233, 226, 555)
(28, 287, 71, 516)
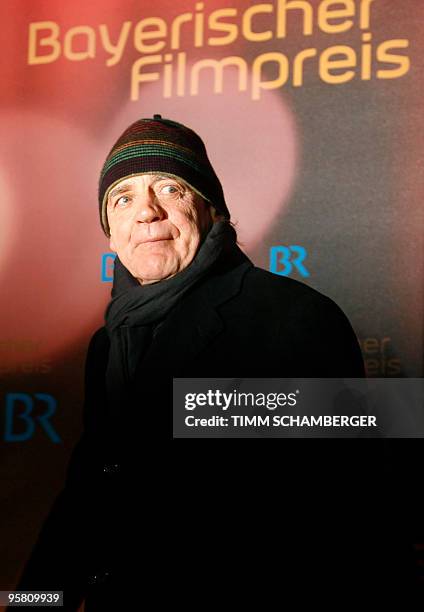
(99, 114, 230, 236)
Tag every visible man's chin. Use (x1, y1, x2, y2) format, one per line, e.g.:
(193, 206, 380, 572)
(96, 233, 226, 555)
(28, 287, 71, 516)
(131, 265, 179, 286)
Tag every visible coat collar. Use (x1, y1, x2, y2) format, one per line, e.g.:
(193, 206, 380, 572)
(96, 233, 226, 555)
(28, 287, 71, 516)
(132, 245, 253, 376)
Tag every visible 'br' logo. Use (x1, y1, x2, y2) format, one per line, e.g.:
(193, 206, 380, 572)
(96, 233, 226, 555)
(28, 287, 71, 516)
(101, 253, 117, 282)
(4, 393, 61, 443)
(269, 246, 309, 278)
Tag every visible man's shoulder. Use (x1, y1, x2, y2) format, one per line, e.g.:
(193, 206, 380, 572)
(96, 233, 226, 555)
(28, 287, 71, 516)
(242, 265, 335, 310)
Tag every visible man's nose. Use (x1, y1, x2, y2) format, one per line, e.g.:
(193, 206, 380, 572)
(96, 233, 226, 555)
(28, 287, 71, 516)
(133, 189, 165, 223)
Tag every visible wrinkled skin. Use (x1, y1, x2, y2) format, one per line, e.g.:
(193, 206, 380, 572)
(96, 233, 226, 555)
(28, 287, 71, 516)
(107, 173, 219, 285)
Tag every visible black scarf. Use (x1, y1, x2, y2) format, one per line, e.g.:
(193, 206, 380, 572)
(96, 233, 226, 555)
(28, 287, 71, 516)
(104, 221, 244, 411)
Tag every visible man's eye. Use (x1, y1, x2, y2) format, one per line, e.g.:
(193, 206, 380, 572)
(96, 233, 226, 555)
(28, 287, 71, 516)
(116, 195, 130, 207)
(159, 185, 180, 195)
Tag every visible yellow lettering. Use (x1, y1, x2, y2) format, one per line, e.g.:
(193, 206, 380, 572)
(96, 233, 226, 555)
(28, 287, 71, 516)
(171, 12, 193, 50)
(276, 0, 313, 38)
(362, 338, 379, 354)
(360, 0, 375, 30)
(381, 337, 391, 355)
(376, 40, 410, 79)
(242, 4, 273, 42)
(365, 359, 379, 377)
(28, 21, 60, 65)
(194, 2, 205, 48)
(99, 21, 132, 67)
(134, 18, 167, 54)
(293, 48, 317, 86)
(361, 31, 372, 79)
(388, 359, 401, 376)
(63, 26, 95, 61)
(131, 55, 161, 101)
(177, 52, 187, 96)
(208, 9, 238, 46)
(252, 51, 289, 100)
(318, 0, 355, 34)
(319, 45, 356, 84)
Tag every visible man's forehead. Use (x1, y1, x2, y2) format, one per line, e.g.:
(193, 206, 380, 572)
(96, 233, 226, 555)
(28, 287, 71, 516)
(107, 174, 187, 199)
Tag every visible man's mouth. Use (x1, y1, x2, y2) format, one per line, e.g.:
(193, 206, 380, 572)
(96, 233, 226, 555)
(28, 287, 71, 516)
(135, 237, 172, 246)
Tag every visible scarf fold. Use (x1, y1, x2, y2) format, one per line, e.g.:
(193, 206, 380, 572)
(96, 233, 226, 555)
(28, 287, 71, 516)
(104, 221, 248, 413)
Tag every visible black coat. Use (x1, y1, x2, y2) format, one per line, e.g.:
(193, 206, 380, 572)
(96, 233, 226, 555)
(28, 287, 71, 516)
(12, 253, 373, 610)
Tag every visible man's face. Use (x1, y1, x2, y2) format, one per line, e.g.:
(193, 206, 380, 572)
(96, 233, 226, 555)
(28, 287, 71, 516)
(107, 174, 215, 285)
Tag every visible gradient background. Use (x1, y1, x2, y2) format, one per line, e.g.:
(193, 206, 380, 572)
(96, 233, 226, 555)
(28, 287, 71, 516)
(0, 0, 423, 603)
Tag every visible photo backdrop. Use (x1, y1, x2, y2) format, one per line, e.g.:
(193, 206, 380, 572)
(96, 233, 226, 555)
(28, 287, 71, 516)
(0, 0, 423, 595)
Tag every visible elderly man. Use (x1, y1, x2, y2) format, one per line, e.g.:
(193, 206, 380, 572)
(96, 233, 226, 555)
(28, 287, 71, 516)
(12, 115, 366, 610)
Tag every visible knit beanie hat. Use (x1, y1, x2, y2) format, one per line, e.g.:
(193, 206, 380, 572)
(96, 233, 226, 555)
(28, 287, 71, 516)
(99, 114, 230, 236)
